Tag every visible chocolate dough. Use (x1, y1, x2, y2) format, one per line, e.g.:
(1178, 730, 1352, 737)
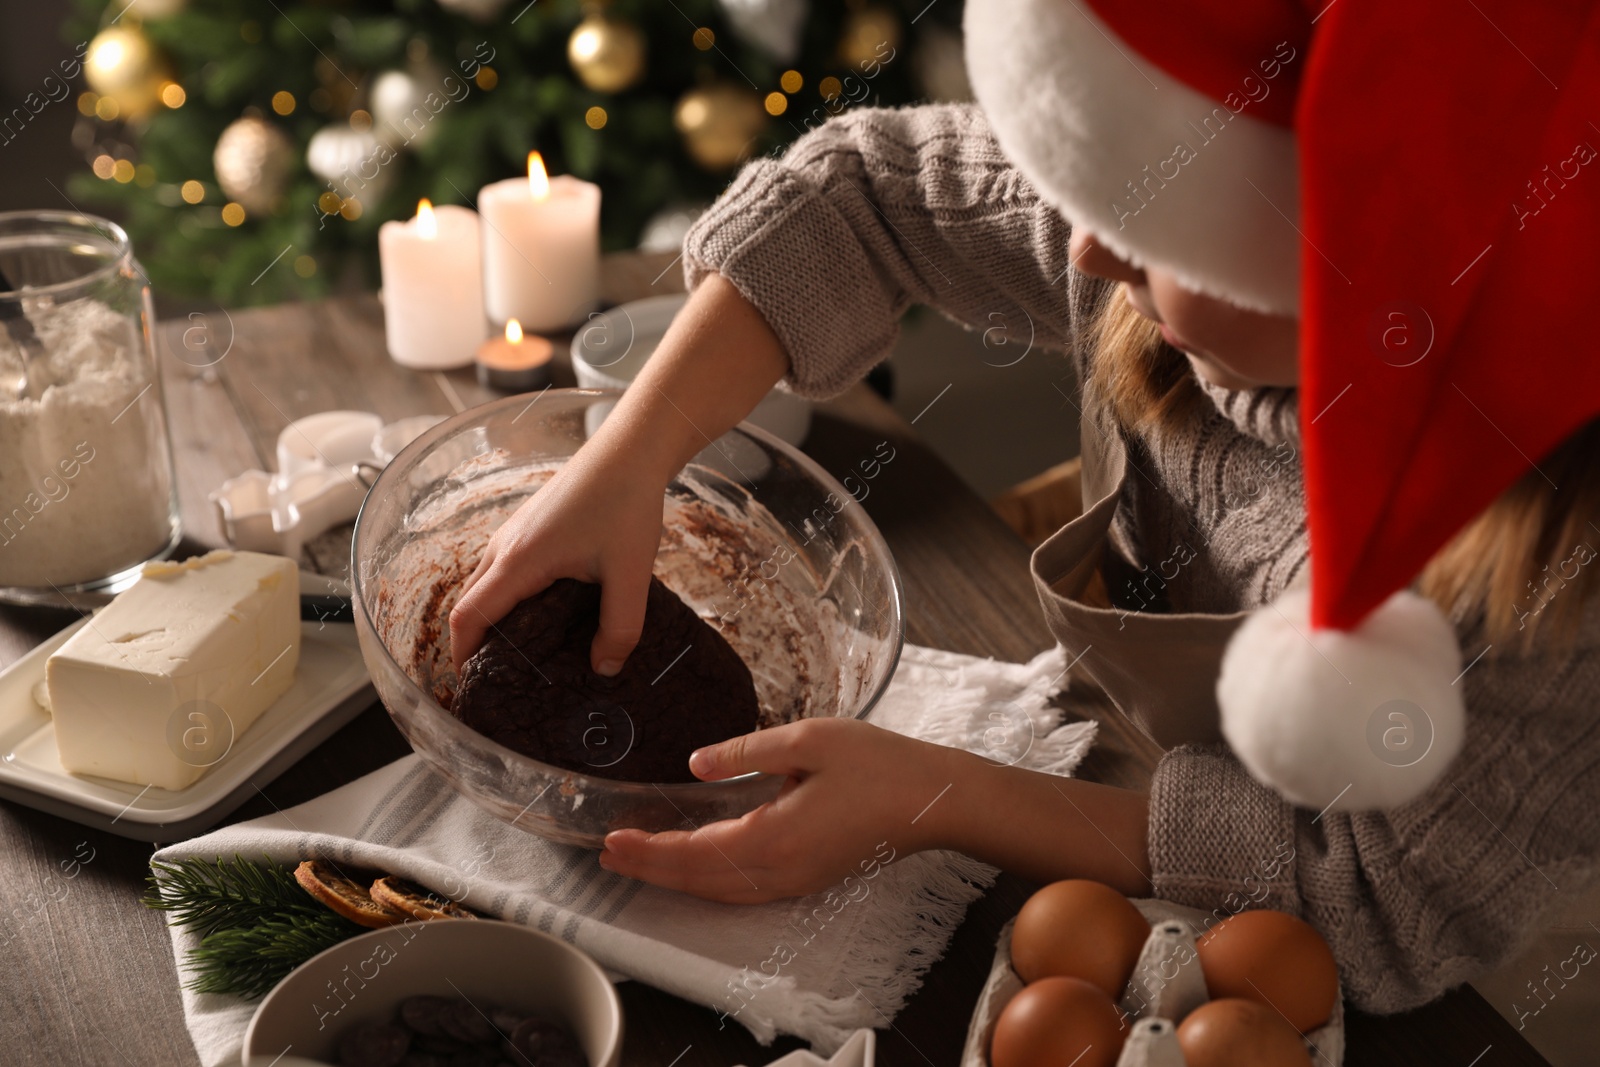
(451, 577, 760, 782)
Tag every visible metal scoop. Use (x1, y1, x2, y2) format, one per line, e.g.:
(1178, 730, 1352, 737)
(0, 266, 45, 401)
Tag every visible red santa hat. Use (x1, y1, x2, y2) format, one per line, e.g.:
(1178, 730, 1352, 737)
(965, 0, 1600, 811)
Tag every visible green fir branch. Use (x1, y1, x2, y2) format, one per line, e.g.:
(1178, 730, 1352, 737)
(185, 912, 363, 999)
(144, 855, 364, 1000)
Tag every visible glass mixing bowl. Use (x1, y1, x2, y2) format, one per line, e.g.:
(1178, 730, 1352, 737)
(351, 390, 904, 848)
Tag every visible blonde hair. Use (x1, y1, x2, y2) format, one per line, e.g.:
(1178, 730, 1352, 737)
(1088, 286, 1598, 653)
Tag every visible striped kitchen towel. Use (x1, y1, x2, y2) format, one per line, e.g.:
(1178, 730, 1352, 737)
(152, 643, 1096, 1067)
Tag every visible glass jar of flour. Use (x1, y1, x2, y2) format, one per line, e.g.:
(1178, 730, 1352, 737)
(0, 211, 180, 605)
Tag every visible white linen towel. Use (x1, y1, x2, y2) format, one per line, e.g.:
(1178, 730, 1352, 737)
(153, 643, 1095, 1067)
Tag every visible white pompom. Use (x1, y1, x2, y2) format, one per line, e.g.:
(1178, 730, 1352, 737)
(1217, 588, 1465, 812)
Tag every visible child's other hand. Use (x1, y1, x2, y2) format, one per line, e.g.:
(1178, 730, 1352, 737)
(448, 452, 665, 675)
(598, 718, 958, 903)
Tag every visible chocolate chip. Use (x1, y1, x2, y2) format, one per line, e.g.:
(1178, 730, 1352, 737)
(506, 1019, 587, 1066)
(339, 1022, 412, 1067)
(400, 995, 454, 1037)
(488, 1007, 530, 1034)
(438, 1000, 497, 1044)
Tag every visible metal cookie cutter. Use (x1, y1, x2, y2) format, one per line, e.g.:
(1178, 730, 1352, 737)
(210, 411, 444, 559)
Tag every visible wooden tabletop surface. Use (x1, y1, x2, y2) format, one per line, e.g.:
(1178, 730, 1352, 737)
(0, 257, 1549, 1066)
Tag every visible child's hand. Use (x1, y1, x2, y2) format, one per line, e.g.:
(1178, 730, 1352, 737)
(449, 452, 666, 675)
(448, 274, 792, 676)
(598, 718, 960, 903)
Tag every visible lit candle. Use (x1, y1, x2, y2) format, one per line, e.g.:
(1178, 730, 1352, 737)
(479, 152, 601, 333)
(377, 199, 487, 369)
(475, 317, 554, 392)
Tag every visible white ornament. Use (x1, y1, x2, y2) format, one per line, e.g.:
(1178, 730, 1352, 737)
(716, 0, 809, 63)
(307, 123, 395, 203)
(371, 68, 444, 149)
(1217, 588, 1465, 813)
(434, 0, 509, 22)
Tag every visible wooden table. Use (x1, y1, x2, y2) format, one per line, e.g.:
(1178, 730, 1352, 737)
(0, 265, 1549, 1066)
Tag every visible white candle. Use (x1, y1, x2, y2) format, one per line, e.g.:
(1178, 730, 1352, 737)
(378, 199, 486, 369)
(479, 152, 601, 333)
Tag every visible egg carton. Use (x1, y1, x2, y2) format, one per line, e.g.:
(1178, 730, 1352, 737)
(960, 899, 1345, 1067)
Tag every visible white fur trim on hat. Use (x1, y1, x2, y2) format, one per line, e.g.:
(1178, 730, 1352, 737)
(963, 0, 1302, 315)
(1218, 588, 1466, 812)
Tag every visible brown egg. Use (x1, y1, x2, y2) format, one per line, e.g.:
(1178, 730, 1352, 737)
(1177, 998, 1314, 1067)
(1010, 880, 1151, 996)
(990, 976, 1126, 1067)
(1195, 910, 1339, 1033)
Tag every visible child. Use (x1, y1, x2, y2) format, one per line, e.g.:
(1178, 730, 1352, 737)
(451, 1, 1600, 1058)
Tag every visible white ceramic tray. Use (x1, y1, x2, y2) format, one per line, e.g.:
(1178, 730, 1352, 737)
(0, 577, 373, 842)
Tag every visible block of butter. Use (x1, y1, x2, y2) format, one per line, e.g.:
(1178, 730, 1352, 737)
(47, 549, 301, 791)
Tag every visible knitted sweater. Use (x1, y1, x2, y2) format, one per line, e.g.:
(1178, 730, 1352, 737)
(682, 103, 1600, 1014)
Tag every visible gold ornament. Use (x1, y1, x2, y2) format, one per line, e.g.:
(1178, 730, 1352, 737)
(567, 13, 647, 93)
(837, 6, 902, 70)
(212, 116, 294, 215)
(673, 84, 767, 170)
(84, 26, 170, 121)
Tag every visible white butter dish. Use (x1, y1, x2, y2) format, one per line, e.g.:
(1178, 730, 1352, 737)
(0, 572, 372, 841)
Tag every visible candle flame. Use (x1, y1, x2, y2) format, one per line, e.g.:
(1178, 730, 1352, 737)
(415, 199, 436, 239)
(505, 319, 523, 344)
(527, 152, 550, 200)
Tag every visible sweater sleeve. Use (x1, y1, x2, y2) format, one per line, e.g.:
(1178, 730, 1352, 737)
(682, 103, 1077, 398)
(1147, 629, 1600, 1014)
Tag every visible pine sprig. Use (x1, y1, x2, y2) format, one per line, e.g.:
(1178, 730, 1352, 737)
(184, 912, 362, 999)
(145, 855, 364, 999)
(145, 855, 322, 936)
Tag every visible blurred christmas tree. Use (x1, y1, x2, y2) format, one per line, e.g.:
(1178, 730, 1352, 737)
(62, 0, 968, 305)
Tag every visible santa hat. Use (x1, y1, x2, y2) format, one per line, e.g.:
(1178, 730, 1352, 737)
(965, 1, 1600, 811)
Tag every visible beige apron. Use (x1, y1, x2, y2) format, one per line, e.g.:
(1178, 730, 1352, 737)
(1027, 410, 1244, 746)
(1030, 411, 1600, 1066)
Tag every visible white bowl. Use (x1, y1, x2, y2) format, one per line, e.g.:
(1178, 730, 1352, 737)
(242, 919, 623, 1067)
(570, 293, 812, 445)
